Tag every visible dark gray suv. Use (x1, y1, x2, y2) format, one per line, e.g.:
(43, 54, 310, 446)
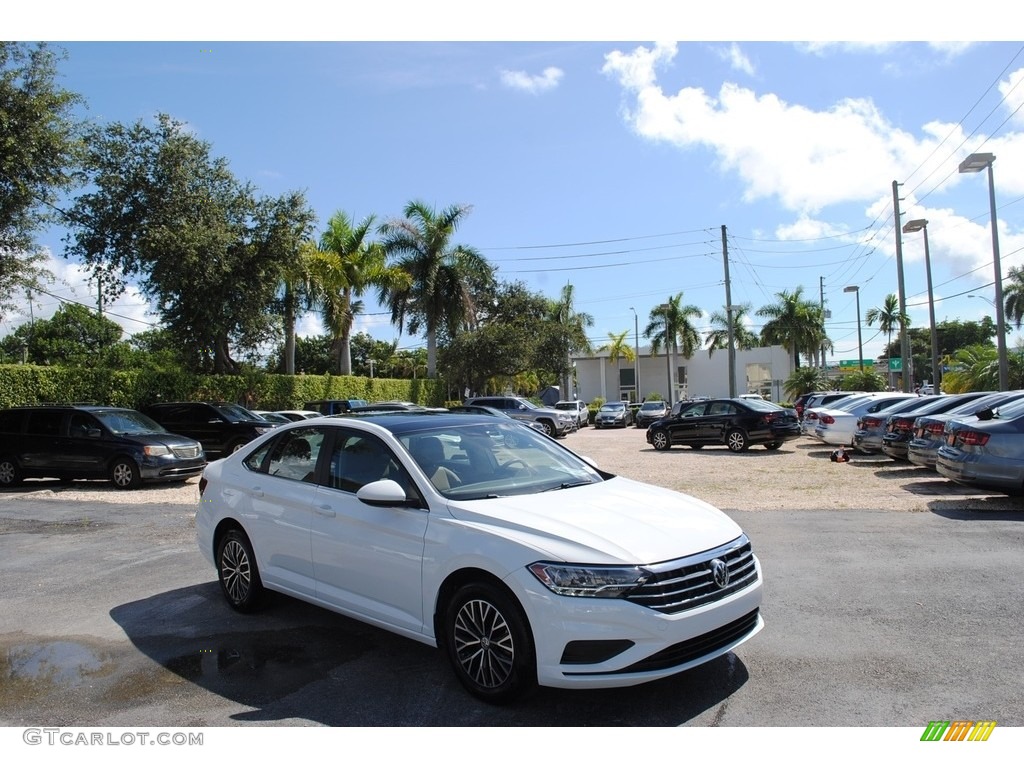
(463, 396, 575, 437)
(143, 401, 276, 458)
(0, 405, 205, 489)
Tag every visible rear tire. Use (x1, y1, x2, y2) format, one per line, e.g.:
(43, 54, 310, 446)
(0, 457, 22, 488)
(765, 441, 782, 450)
(726, 429, 749, 453)
(216, 529, 265, 613)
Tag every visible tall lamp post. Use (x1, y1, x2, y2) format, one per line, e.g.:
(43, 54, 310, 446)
(903, 219, 940, 392)
(958, 152, 1008, 390)
(629, 306, 640, 403)
(844, 285, 864, 372)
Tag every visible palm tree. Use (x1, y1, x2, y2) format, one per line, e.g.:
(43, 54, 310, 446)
(278, 248, 316, 375)
(378, 201, 494, 378)
(866, 293, 909, 386)
(644, 293, 702, 403)
(1003, 266, 1024, 330)
(548, 283, 594, 396)
(304, 211, 398, 375)
(705, 303, 759, 357)
(757, 287, 823, 370)
(599, 330, 636, 364)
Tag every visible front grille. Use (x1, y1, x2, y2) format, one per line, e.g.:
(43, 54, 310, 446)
(624, 535, 758, 615)
(172, 445, 202, 459)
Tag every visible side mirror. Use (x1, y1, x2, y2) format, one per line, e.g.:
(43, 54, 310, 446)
(357, 479, 410, 507)
(975, 407, 994, 421)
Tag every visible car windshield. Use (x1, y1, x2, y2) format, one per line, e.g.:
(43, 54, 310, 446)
(553, 402, 578, 411)
(600, 403, 625, 412)
(398, 421, 604, 500)
(639, 402, 665, 411)
(93, 409, 168, 435)
(215, 404, 260, 421)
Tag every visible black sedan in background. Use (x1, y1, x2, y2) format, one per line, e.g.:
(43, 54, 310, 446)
(646, 397, 801, 452)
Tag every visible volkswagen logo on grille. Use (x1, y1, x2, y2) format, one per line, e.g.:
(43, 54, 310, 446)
(711, 558, 730, 589)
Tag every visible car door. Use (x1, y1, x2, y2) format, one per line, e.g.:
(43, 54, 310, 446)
(309, 428, 430, 634)
(703, 400, 742, 441)
(234, 426, 329, 598)
(669, 401, 710, 443)
(20, 409, 64, 472)
(61, 410, 113, 474)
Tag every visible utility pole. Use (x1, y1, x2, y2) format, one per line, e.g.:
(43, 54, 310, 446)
(892, 180, 912, 392)
(722, 225, 736, 398)
(819, 276, 826, 370)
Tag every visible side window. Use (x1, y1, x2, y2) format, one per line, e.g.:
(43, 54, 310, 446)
(328, 433, 409, 495)
(68, 412, 101, 438)
(265, 427, 326, 483)
(682, 404, 706, 418)
(0, 410, 25, 434)
(25, 410, 64, 436)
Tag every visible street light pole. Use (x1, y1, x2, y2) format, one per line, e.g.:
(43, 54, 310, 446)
(903, 219, 940, 392)
(844, 286, 863, 372)
(959, 152, 1009, 390)
(630, 306, 640, 403)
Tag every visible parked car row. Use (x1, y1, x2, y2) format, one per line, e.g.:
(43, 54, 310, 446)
(797, 388, 1024, 497)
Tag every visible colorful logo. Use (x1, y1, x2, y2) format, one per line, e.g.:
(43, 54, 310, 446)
(920, 721, 997, 741)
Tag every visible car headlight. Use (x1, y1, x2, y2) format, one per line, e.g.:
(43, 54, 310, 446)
(143, 445, 171, 457)
(528, 562, 649, 598)
(255, 426, 274, 434)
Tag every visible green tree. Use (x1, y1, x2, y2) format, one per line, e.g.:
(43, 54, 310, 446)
(1003, 266, 1024, 331)
(378, 201, 495, 378)
(64, 114, 316, 374)
(0, 42, 82, 320)
(644, 293, 702, 403)
(350, 332, 399, 378)
(866, 293, 908, 384)
(599, 330, 635, 364)
(757, 287, 822, 370)
(545, 283, 594, 396)
(1, 302, 125, 366)
(783, 367, 827, 401)
(441, 282, 552, 395)
(705, 303, 759, 357)
(304, 211, 399, 375)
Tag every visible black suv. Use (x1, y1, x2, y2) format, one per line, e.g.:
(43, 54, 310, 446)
(304, 399, 369, 416)
(0, 405, 206, 490)
(143, 401, 276, 458)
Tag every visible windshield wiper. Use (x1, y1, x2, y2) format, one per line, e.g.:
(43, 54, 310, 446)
(540, 480, 595, 493)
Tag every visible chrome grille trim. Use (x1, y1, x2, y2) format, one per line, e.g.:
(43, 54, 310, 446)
(172, 445, 202, 459)
(625, 534, 758, 614)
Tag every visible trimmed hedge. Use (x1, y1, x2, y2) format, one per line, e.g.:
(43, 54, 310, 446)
(0, 365, 446, 411)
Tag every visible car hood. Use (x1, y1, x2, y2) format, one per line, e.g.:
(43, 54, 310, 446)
(119, 432, 202, 448)
(445, 476, 742, 564)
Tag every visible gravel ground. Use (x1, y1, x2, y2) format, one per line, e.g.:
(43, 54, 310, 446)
(7, 423, 1021, 514)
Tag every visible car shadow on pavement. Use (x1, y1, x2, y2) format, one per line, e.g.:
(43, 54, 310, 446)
(109, 584, 750, 726)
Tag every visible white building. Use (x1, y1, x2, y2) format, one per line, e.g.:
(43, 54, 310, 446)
(571, 344, 795, 405)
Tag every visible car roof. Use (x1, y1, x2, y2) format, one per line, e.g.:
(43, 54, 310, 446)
(319, 410, 523, 437)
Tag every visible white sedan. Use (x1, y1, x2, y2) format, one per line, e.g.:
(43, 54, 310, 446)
(195, 412, 763, 703)
(813, 393, 922, 447)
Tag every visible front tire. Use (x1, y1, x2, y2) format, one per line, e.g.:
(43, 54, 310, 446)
(537, 420, 555, 437)
(110, 457, 142, 490)
(764, 441, 782, 450)
(726, 429, 749, 453)
(217, 529, 265, 613)
(443, 581, 536, 704)
(650, 429, 671, 451)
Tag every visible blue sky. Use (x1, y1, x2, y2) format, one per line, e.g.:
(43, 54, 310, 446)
(7, 7, 1024, 375)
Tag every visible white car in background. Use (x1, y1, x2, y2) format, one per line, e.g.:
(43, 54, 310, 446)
(813, 393, 922, 448)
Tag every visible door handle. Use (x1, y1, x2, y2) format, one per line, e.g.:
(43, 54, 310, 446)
(314, 504, 336, 518)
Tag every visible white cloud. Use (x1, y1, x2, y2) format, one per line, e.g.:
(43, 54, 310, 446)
(718, 43, 755, 76)
(998, 67, 1024, 128)
(499, 66, 564, 94)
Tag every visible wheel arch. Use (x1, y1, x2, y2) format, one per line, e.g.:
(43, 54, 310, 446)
(432, 567, 533, 649)
(211, 517, 250, 562)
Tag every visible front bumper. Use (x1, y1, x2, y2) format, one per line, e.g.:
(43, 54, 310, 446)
(507, 559, 764, 689)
